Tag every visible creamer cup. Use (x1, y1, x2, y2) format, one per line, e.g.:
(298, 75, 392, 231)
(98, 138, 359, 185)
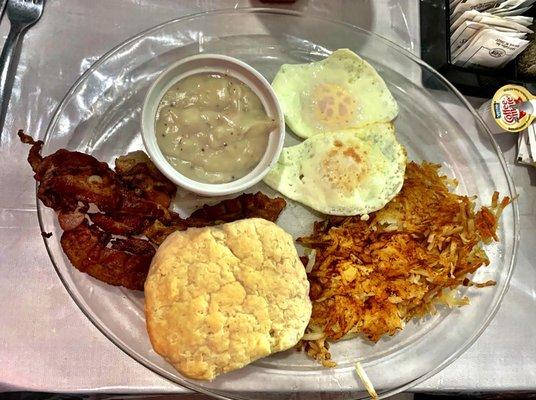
(490, 84, 535, 133)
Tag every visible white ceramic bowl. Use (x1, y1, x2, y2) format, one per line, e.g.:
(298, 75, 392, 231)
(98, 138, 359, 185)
(141, 54, 285, 196)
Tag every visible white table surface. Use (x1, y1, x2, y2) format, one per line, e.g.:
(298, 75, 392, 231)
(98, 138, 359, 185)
(1, 0, 535, 395)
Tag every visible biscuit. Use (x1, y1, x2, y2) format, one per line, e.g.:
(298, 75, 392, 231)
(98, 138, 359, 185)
(144, 218, 311, 380)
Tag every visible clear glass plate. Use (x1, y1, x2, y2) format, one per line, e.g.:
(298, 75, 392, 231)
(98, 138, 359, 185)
(37, 8, 519, 400)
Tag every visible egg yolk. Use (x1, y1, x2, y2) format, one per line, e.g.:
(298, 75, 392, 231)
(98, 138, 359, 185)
(312, 84, 356, 127)
(320, 141, 368, 194)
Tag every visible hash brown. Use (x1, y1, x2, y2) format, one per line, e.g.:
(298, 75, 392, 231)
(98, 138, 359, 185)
(298, 162, 509, 366)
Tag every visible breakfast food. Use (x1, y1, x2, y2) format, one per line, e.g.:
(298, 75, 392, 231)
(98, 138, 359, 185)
(298, 162, 510, 366)
(156, 73, 277, 183)
(61, 221, 156, 290)
(22, 46, 512, 385)
(145, 218, 311, 380)
(263, 123, 406, 216)
(19, 132, 172, 290)
(272, 49, 398, 139)
(20, 131, 286, 290)
(143, 191, 287, 245)
(115, 151, 178, 208)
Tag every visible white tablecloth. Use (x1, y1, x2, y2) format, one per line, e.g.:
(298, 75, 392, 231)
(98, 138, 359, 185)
(1, 0, 535, 395)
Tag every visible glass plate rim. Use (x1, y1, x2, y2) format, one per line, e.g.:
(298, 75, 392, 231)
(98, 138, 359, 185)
(35, 7, 520, 399)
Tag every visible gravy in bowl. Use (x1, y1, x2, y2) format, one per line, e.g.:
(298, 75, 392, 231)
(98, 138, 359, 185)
(155, 73, 276, 184)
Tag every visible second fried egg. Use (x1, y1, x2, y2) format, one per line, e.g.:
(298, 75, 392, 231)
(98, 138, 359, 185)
(263, 123, 406, 216)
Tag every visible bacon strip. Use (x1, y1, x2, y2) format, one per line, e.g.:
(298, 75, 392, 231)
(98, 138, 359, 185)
(61, 221, 153, 290)
(188, 192, 287, 225)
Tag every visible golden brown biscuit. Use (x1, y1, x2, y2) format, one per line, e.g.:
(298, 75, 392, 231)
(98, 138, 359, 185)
(144, 218, 311, 380)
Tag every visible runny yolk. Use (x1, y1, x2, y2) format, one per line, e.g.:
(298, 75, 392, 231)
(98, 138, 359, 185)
(312, 83, 356, 127)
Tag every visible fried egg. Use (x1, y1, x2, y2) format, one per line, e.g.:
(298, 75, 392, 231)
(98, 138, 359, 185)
(263, 123, 406, 216)
(271, 49, 398, 139)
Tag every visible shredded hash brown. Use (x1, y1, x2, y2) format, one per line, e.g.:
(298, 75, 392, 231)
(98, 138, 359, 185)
(298, 161, 510, 367)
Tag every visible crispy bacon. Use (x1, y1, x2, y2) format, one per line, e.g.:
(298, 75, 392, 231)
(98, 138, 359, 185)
(36, 149, 118, 212)
(110, 236, 156, 256)
(21, 130, 288, 290)
(19, 131, 43, 172)
(143, 219, 189, 245)
(60, 221, 153, 290)
(18, 130, 166, 217)
(142, 193, 288, 245)
(188, 192, 287, 225)
(89, 212, 151, 235)
(115, 151, 177, 208)
(117, 188, 165, 218)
